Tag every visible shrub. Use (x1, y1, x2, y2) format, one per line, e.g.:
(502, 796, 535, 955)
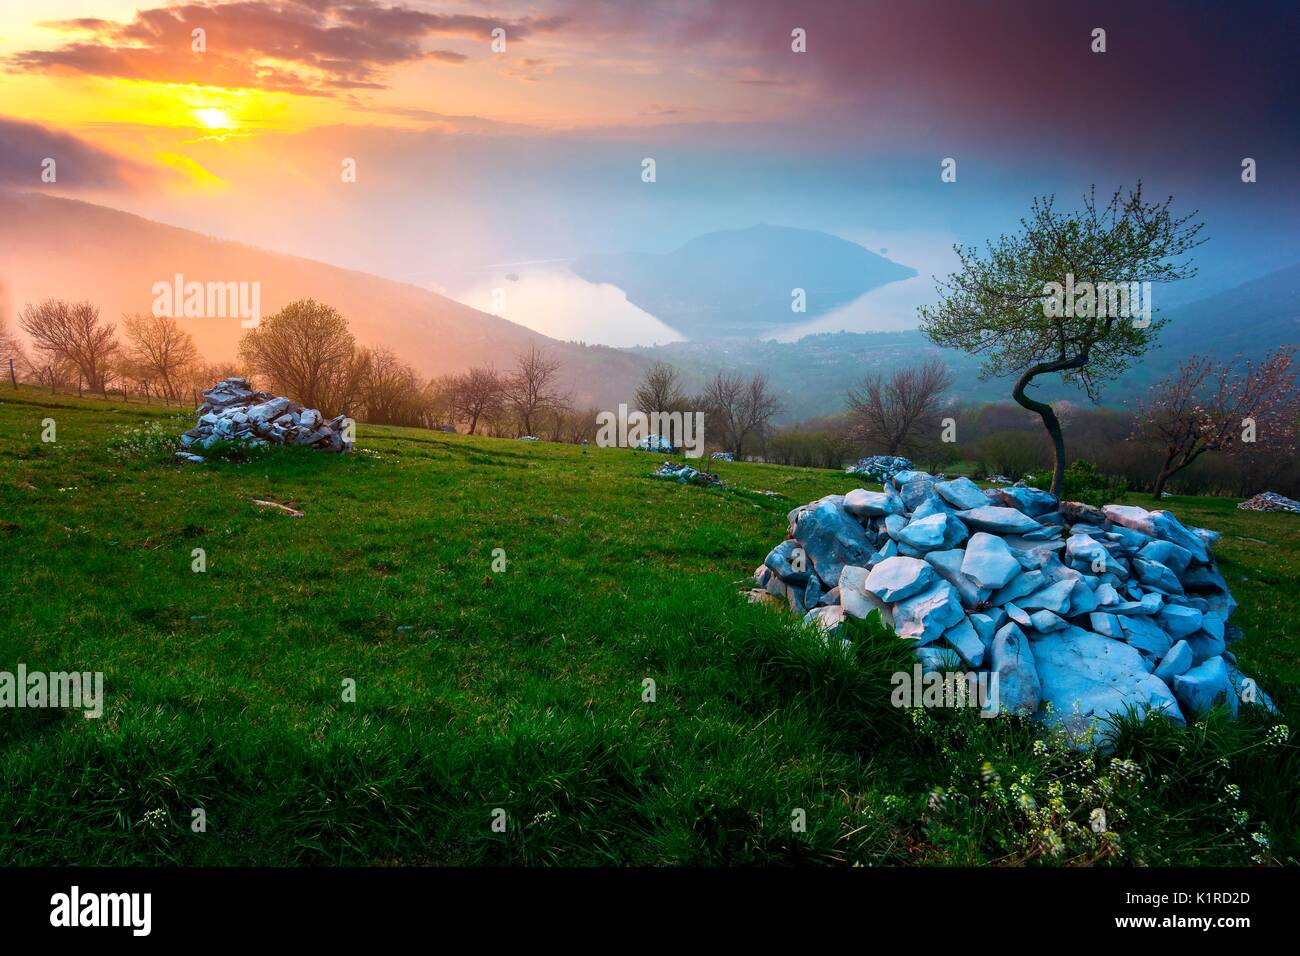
(1029, 458, 1127, 506)
(971, 429, 1048, 479)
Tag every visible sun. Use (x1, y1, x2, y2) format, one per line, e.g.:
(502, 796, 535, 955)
(192, 107, 234, 129)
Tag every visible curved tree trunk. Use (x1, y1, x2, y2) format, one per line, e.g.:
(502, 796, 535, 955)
(1011, 356, 1087, 497)
(1152, 471, 1170, 500)
(1152, 447, 1206, 500)
(1151, 449, 1178, 500)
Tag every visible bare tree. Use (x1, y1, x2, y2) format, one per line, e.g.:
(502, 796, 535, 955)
(238, 299, 361, 416)
(506, 346, 568, 436)
(846, 359, 955, 456)
(701, 370, 783, 457)
(1136, 347, 1299, 499)
(455, 365, 505, 435)
(635, 361, 687, 414)
(18, 299, 119, 394)
(122, 313, 199, 401)
(360, 347, 426, 425)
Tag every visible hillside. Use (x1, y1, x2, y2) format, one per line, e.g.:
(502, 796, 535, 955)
(572, 224, 917, 339)
(1154, 263, 1300, 364)
(0, 190, 649, 409)
(0, 387, 1295, 864)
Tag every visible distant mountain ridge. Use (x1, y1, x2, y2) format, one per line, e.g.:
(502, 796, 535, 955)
(4, 191, 1293, 425)
(1153, 263, 1300, 364)
(572, 224, 917, 340)
(0, 190, 650, 408)
(635, 262, 1300, 421)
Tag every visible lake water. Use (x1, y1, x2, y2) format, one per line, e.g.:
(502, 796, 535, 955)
(444, 234, 955, 347)
(447, 266, 684, 348)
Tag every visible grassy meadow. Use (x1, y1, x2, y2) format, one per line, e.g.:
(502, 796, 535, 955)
(1, 385, 1297, 866)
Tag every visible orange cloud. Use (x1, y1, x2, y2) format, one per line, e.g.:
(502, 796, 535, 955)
(9, 1, 567, 96)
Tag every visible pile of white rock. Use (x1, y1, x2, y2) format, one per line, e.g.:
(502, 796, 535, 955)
(177, 378, 352, 459)
(846, 455, 914, 482)
(748, 470, 1277, 745)
(1238, 492, 1300, 514)
(653, 461, 722, 486)
(636, 434, 675, 453)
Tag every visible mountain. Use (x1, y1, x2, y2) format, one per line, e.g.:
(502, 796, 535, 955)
(571, 224, 917, 340)
(1152, 263, 1300, 364)
(0, 190, 649, 408)
(5, 190, 1292, 424)
(636, 263, 1300, 421)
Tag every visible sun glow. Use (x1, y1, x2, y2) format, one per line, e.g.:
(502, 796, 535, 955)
(193, 106, 233, 129)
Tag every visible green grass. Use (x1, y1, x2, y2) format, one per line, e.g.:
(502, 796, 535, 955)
(1, 385, 1297, 866)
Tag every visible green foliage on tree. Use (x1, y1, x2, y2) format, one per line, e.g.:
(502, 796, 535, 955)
(919, 183, 1203, 494)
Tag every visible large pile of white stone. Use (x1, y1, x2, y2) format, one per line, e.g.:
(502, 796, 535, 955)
(177, 378, 352, 458)
(749, 470, 1277, 745)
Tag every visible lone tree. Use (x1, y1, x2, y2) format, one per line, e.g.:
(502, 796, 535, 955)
(122, 313, 199, 401)
(1135, 347, 1298, 499)
(454, 365, 505, 435)
(919, 184, 1204, 495)
(506, 345, 568, 436)
(238, 299, 363, 416)
(635, 361, 687, 414)
(701, 370, 782, 457)
(847, 358, 954, 456)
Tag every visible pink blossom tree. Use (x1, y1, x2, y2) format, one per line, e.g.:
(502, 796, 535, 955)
(1135, 347, 1298, 499)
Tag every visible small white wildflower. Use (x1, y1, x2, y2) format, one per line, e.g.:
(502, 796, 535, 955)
(141, 808, 167, 831)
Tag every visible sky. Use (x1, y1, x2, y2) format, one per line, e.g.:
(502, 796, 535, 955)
(2, 0, 1297, 342)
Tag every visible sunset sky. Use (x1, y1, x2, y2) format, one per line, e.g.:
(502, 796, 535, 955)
(2, 0, 1298, 337)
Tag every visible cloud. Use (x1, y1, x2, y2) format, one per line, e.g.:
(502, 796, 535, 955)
(549, 0, 1299, 151)
(8, 1, 568, 95)
(0, 116, 159, 190)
